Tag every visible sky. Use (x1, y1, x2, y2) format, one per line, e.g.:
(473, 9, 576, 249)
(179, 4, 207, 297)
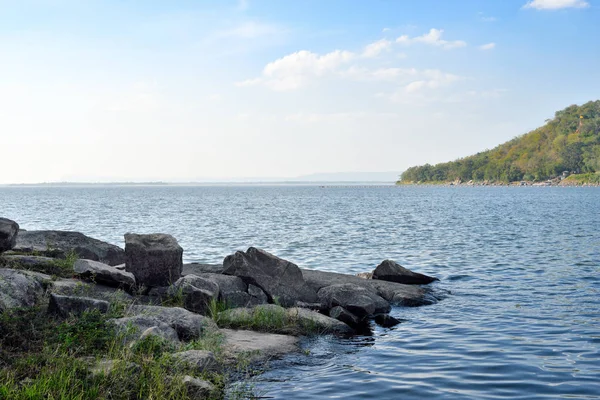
(1, 0, 599, 183)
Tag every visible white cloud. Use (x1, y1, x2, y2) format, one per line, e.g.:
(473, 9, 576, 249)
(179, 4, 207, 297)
(396, 28, 467, 49)
(479, 42, 496, 50)
(362, 39, 392, 58)
(237, 49, 355, 90)
(523, 0, 589, 9)
(404, 70, 461, 93)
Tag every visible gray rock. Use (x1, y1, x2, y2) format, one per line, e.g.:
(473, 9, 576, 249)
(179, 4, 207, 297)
(0, 268, 47, 311)
(287, 307, 354, 335)
(14, 230, 125, 266)
(196, 273, 246, 294)
(302, 268, 432, 306)
(182, 263, 223, 275)
(74, 259, 136, 289)
(127, 305, 218, 341)
(223, 247, 318, 307)
(221, 291, 265, 308)
(172, 350, 218, 373)
(0, 218, 19, 253)
(221, 328, 298, 363)
(1, 255, 57, 270)
(172, 274, 219, 315)
(111, 315, 180, 344)
(372, 260, 438, 285)
(374, 314, 403, 328)
(356, 272, 373, 279)
(317, 283, 391, 318)
(140, 325, 180, 343)
(182, 375, 216, 399)
(124, 233, 183, 287)
(248, 284, 268, 303)
(48, 294, 109, 317)
(49, 278, 133, 302)
(329, 306, 360, 327)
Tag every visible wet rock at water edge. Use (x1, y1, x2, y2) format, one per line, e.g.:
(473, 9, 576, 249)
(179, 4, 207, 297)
(0, 218, 19, 253)
(124, 233, 183, 287)
(13, 230, 125, 266)
(317, 283, 391, 318)
(222, 247, 318, 307)
(372, 260, 438, 285)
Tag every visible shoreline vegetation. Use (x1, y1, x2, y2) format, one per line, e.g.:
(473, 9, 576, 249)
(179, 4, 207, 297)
(0, 219, 440, 399)
(398, 101, 600, 186)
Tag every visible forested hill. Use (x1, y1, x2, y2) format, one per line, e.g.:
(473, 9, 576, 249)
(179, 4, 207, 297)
(400, 100, 600, 184)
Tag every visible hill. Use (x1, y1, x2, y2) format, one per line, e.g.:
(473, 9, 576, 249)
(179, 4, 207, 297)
(399, 100, 600, 184)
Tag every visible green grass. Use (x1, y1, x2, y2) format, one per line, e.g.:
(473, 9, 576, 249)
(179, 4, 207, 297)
(0, 250, 78, 278)
(561, 172, 600, 184)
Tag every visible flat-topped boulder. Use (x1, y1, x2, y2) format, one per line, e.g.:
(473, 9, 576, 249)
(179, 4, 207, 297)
(48, 293, 110, 318)
(0, 218, 19, 253)
(74, 259, 136, 289)
(14, 230, 125, 266)
(126, 305, 217, 341)
(221, 328, 299, 363)
(49, 278, 133, 302)
(124, 233, 183, 287)
(223, 247, 318, 307)
(372, 260, 438, 285)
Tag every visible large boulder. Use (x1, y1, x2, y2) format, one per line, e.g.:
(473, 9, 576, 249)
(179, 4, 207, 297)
(124, 233, 183, 287)
(126, 305, 218, 341)
(0, 218, 19, 253)
(49, 278, 133, 302)
(14, 230, 125, 266)
(317, 283, 391, 318)
(48, 294, 109, 318)
(74, 259, 136, 289)
(221, 328, 298, 363)
(0, 268, 48, 311)
(171, 275, 219, 315)
(302, 268, 433, 306)
(222, 247, 318, 307)
(372, 260, 438, 285)
(286, 307, 354, 335)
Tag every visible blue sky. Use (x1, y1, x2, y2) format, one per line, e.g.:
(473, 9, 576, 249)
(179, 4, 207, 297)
(1, 0, 598, 183)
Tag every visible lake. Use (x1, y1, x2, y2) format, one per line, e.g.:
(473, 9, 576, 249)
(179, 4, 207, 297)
(1, 185, 599, 399)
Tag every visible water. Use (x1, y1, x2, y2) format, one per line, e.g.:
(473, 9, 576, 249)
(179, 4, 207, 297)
(1, 185, 599, 399)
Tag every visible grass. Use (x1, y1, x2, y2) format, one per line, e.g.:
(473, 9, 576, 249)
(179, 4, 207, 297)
(216, 304, 323, 336)
(561, 172, 600, 184)
(0, 249, 78, 278)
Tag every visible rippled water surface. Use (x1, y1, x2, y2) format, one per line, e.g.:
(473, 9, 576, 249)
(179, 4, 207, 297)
(1, 185, 599, 399)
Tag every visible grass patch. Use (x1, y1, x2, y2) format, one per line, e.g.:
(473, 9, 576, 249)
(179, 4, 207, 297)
(562, 172, 600, 184)
(0, 250, 78, 278)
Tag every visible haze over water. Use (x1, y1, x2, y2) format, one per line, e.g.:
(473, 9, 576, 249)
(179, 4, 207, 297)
(1, 185, 599, 399)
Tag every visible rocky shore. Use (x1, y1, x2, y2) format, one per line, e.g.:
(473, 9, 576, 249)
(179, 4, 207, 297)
(1, 217, 440, 399)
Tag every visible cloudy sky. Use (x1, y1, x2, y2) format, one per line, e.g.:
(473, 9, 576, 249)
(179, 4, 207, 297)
(1, 0, 598, 183)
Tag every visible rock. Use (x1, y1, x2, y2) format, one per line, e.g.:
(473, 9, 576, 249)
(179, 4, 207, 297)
(111, 315, 180, 344)
(317, 283, 391, 318)
(14, 230, 125, 266)
(74, 259, 136, 289)
(221, 328, 298, 363)
(48, 294, 109, 317)
(220, 291, 265, 308)
(124, 233, 183, 287)
(126, 305, 218, 341)
(0, 268, 47, 311)
(193, 273, 268, 308)
(223, 247, 318, 307)
(0, 218, 19, 253)
(287, 307, 354, 335)
(302, 268, 432, 306)
(196, 273, 246, 294)
(182, 263, 223, 275)
(356, 272, 373, 279)
(171, 350, 218, 373)
(247, 284, 268, 303)
(171, 275, 219, 315)
(1, 254, 56, 267)
(374, 314, 404, 328)
(49, 278, 133, 302)
(114, 263, 126, 271)
(372, 260, 438, 285)
(329, 306, 360, 327)
(139, 325, 180, 343)
(182, 375, 216, 399)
